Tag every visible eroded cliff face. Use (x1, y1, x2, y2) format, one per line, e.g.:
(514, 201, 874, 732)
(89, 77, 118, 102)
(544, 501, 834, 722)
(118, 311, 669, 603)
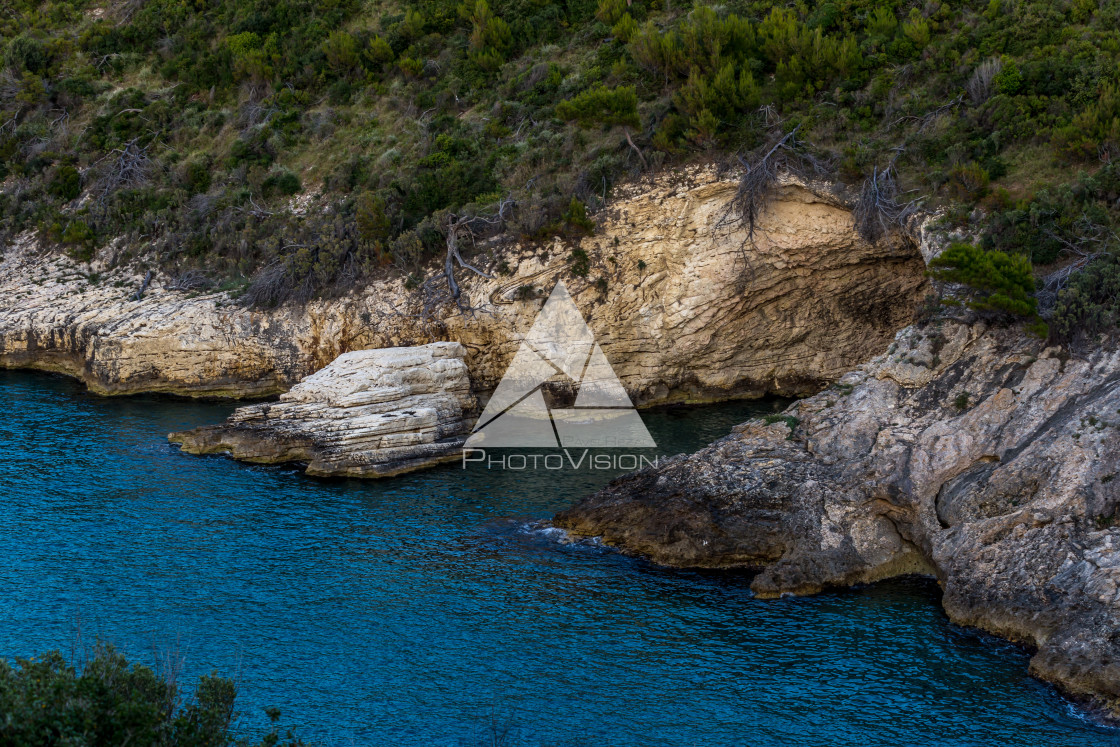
(0, 167, 927, 403)
(555, 318, 1120, 715)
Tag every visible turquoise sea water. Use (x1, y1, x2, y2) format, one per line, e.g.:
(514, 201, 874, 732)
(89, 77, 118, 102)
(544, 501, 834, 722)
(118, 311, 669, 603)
(1, 368, 1117, 746)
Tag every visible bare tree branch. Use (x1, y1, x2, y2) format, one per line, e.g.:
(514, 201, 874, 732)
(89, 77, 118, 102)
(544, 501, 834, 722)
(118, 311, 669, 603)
(967, 58, 1002, 105)
(853, 161, 922, 245)
(887, 93, 964, 133)
(92, 137, 152, 204)
(720, 123, 829, 240)
(1035, 225, 1116, 316)
(623, 128, 647, 169)
(235, 194, 274, 218)
(418, 196, 517, 318)
(167, 269, 211, 291)
(133, 269, 153, 301)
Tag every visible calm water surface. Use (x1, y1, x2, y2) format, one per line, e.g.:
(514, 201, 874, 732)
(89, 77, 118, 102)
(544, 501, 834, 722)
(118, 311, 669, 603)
(1, 369, 1117, 746)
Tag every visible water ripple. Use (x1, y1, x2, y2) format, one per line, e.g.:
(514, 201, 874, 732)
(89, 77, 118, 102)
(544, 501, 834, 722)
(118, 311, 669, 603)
(0, 370, 1116, 746)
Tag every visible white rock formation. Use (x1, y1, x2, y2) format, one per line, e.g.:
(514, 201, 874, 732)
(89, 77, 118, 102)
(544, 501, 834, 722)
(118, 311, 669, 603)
(169, 342, 476, 477)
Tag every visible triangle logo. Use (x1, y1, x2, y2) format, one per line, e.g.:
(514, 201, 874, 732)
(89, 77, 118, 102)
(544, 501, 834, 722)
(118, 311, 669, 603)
(465, 282, 656, 448)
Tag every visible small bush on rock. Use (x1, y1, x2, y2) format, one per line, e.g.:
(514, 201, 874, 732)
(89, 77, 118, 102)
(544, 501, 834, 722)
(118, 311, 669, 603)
(928, 243, 1039, 319)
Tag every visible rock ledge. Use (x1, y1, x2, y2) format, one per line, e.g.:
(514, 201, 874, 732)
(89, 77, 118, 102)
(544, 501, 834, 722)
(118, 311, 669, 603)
(555, 319, 1120, 717)
(170, 342, 476, 477)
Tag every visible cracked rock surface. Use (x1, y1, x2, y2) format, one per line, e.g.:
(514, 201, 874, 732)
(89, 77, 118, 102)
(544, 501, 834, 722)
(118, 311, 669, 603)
(555, 319, 1120, 715)
(169, 342, 476, 477)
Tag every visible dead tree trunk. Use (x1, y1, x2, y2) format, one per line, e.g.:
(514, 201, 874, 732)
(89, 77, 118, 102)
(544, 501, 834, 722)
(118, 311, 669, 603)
(133, 269, 152, 301)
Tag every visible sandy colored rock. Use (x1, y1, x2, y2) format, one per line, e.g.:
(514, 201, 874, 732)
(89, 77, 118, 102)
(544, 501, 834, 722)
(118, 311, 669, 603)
(554, 318, 1120, 716)
(0, 167, 928, 404)
(169, 342, 476, 477)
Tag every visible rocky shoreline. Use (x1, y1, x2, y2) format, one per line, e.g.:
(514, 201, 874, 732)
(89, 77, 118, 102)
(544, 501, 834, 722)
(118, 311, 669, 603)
(554, 317, 1120, 717)
(0, 167, 927, 406)
(12, 164, 1115, 717)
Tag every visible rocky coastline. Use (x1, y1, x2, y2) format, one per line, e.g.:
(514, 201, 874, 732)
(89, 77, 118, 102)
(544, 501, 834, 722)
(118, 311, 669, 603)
(9, 164, 1116, 718)
(0, 167, 927, 406)
(554, 317, 1120, 717)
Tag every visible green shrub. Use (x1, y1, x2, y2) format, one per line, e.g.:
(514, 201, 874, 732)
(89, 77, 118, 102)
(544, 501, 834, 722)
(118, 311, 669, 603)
(1053, 82, 1120, 161)
(569, 247, 590, 277)
(227, 136, 274, 169)
(994, 59, 1023, 95)
(48, 165, 81, 200)
(928, 243, 1040, 319)
(4, 35, 47, 73)
(355, 191, 391, 243)
(262, 169, 302, 197)
(611, 14, 638, 43)
(946, 162, 990, 201)
(555, 85, 640, 129)
(365, 35, 394, 66)
(322, 31, 361, 77)
(1052, 253, 1120, 344)
(562, 197, 594, 234)
(595, 0, 629, 26)
(182, 159, 212, 195)
(901, 8, 930, 48)
(62, 220, 95, 260)
(0, 645, 301, 746)
(675, 63, 760, 137)
(981, 165, 1120, 266)
(763, 413, 801, 437)
(462, 0, 512, 71)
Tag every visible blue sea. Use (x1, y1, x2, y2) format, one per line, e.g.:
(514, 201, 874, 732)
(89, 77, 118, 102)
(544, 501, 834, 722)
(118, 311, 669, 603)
(1, 369, 1116, 745)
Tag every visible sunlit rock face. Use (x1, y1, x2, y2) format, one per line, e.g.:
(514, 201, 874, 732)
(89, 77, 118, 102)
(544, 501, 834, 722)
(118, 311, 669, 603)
(0, 166, 928, 404)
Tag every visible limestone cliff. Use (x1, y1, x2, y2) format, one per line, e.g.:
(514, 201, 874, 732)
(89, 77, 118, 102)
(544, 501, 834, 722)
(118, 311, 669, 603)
(169, 342, 476, 477)
(555, 317, 1120, 716)
(0, 167, 927, 404)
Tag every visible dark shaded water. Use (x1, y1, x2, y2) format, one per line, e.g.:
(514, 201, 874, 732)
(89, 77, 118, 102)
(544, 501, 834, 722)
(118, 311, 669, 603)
(1, 369, 1117, 746)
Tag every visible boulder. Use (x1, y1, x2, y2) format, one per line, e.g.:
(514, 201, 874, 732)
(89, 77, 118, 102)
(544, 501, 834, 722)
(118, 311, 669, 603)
(169, 342, 476, 477)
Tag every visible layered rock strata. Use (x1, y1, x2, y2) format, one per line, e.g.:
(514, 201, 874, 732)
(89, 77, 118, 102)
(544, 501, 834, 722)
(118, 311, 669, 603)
(0, 167, 928, 404)
(169, 342, 475, 477)
(555, 319, 1120, 716)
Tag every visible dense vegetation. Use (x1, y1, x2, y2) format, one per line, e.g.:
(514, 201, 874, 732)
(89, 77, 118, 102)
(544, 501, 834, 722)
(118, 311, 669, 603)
(0, 0, 1118, 340)
(0, 645, 302, 745)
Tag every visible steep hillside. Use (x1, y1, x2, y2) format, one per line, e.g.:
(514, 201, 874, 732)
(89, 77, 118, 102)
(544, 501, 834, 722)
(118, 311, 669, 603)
(0, 168, 929, 399)
(1, 0, 1118, 341)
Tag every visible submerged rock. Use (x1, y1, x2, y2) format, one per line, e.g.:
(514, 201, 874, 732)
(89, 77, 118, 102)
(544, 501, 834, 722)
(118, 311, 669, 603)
(169, 342, 476, 477)
(555, 319, 1120, 716)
